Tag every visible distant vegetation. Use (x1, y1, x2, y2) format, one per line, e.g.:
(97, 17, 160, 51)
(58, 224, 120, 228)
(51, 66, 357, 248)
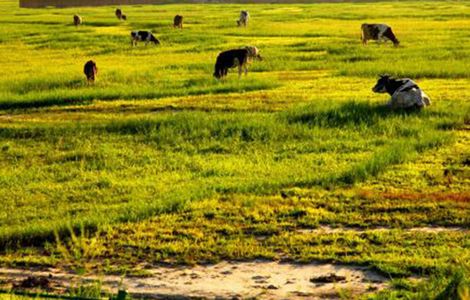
(0, 0, 468, 298)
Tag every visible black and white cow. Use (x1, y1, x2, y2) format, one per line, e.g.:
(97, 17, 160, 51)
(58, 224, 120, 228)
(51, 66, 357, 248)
(131, 31, 160, 46)
(361, 23, 399, 46)
(214, 46, 262, 79)
(372, 75, 431, 109)
(83, 60, 98, 83)
(237, 10, 249, 27)
(73, 15, 82, 26)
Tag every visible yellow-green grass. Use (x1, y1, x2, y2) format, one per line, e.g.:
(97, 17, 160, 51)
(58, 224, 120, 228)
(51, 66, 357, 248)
(0, 0, 469, 298)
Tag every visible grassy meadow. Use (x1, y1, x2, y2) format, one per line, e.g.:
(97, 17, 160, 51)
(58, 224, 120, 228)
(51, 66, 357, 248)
(0, 0, 469, 298)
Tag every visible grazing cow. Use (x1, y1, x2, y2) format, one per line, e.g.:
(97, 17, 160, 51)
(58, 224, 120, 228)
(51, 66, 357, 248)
(361, 23, 399, 46)
(73, 15, 82, 26)
(83, 60, 98, 83)
(237, 10, 249, 27)
(173, 15, 183, 29)
(213, 46, 262, 79)
(372, 75, 431, 109)
(131, 31, 160, 46)
(115, 8, 122, 20)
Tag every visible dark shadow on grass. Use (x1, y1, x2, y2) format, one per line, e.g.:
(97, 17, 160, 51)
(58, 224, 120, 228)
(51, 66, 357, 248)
(0, 81, 277, 111)
(285, 101, 445, 128)
(0, 98, 92, 110)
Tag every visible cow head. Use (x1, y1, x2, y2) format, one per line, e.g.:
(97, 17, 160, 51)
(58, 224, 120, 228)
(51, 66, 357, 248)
(150, 35, 161, 45)
(213, 68, 223, 79)
(372, 74, 391, 93)
(245, 46, 262, 61)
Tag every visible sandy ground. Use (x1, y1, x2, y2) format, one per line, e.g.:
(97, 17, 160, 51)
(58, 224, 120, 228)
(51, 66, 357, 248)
(0, 261, 388, 299)
(296, 226, 468, 235)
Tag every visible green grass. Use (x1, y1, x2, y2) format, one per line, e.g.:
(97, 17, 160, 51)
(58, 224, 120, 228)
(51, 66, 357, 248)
(0, 0, 469, 298)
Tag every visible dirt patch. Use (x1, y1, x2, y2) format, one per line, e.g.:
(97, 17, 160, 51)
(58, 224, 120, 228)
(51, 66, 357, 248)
(0, 261, 388, 299)
(296, 226, 468, 235)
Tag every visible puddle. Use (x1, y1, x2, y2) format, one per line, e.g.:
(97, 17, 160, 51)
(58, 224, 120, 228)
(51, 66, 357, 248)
(0, 261, 388, 299)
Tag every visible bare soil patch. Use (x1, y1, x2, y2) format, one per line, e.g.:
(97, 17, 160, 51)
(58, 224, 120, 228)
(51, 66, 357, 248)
(0, 261, 388, 299)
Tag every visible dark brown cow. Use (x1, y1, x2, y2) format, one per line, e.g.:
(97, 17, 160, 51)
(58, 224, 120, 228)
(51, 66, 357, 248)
(115, 8, 122, 19)
(84, 60, 98, 83)
(214, 46, 262, 79)
(173, 15, 183, 29)
(73, 15, 82, 26)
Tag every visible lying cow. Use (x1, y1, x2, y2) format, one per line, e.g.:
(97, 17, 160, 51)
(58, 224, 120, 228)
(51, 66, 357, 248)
(237, 10, 249, 27)
(372, 75, 431, 109)
(84, 60, 98, 83)
(174, 15, 183, 29)
(131, 31, 160, 46)
(214, 46, 262, 79)
(73, 15, 82, 26)
(361, 23, 399, 46)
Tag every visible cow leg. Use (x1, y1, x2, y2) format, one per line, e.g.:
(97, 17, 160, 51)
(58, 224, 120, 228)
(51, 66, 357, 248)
(244, 65, 248, 76)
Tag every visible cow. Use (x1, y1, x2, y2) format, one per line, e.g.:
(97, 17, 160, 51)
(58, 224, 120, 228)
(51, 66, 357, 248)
(174, 15, 183, 29)
(361, 23, 399, 46)
(237, 10, 249, 27)
(73, 15, 82, 26)
(115, 8, 122, 20)
(131, 31, 160, 46)
(213, 46, 262, 79)
(83, 60, 98, 83)
(372, 75, 431, 109)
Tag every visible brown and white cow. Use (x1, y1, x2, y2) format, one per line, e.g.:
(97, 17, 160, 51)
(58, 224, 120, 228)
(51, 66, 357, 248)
(214, 46, 262, 79)
(73, 15, 82, 26)
(174, 15, 183, 29)
(361, 23, 399, 46)
(84, 60, 98, 83)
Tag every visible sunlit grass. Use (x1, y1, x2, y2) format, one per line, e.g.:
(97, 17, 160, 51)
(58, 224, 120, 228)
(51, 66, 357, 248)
(0, 1, 468, 298)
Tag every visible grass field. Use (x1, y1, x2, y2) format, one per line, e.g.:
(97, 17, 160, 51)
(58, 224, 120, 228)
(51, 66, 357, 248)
(0, 0, 469, 298)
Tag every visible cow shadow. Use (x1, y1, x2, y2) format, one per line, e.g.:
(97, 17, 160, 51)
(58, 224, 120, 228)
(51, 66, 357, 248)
(285, 101, 445, 128)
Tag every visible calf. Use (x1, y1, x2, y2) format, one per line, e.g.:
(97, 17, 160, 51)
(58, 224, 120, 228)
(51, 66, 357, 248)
(372, 75, 431, 109)
(131, 31, 160, 46)
(214, 46, 262, 79)
(73, 15, 82, 26)
(361, 23, 399, 46)
(237, 10, 249, 27)
(83, 60, 98, 83)
(115, 8, 122, 20)
(174, 15, 183, 29)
